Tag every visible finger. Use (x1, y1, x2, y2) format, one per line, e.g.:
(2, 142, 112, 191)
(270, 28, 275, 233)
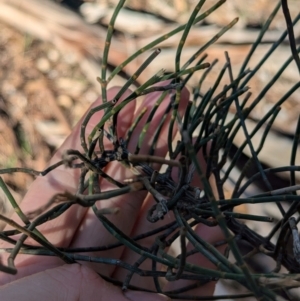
(128, 81, 184, 159)
(112, 141, 215, 290)
(0, 263, 169, 301)
(0, 87, 135, 284)
(162, 144, 226, 296)
(69, 84, 190, 277)
(111, 87, 192, 284)
(163, 223, 226, 298)
(132, 143, 226, 295)
(21, 86, 134, 217)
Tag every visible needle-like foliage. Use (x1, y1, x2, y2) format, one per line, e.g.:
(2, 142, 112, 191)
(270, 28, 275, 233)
(0, 1, 300, 300)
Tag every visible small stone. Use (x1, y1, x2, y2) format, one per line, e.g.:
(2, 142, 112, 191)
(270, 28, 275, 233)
(55, 78, 86, 98)
(57, 94, 73, 109)
(47, 49, 60, 62)
(48, 69, 58, 79)
(82, 90, 98, 103)
(36, 57, 50, 73)
(62, 52, 78, 65)
(72, 103, 89, 125)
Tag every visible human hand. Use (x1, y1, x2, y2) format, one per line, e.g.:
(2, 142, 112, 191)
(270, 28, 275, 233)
(0, 83, 225, 300)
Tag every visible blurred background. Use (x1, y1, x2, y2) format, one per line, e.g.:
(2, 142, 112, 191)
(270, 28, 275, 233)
(0, 0, 300, 298)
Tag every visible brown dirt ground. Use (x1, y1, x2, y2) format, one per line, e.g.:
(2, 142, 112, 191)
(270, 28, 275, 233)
(0, 22, 100, 206)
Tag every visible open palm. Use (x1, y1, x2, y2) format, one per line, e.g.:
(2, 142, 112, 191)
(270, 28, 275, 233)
(0, 84, 224, 300)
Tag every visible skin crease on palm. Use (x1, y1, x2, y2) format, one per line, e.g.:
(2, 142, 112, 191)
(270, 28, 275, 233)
(0, 81, 225, 301)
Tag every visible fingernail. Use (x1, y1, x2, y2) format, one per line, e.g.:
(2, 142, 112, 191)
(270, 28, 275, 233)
(125, 290, 170, 301)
